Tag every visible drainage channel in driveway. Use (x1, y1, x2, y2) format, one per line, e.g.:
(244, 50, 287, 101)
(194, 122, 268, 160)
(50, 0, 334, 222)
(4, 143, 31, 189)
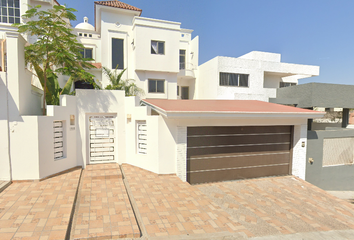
(70, 163, 140, 239)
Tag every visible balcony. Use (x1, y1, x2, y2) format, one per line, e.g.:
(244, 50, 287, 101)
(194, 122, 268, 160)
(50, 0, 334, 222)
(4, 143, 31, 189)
(178, 62, 196, 80)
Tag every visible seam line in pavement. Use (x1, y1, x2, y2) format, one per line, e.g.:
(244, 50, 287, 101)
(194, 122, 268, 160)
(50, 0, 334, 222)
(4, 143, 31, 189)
(120, 164, 148, 238)
(66, 167, 84, 240)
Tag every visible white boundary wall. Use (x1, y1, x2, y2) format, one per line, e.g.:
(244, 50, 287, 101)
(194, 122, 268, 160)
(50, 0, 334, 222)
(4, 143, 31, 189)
(9, 96, 78, 180)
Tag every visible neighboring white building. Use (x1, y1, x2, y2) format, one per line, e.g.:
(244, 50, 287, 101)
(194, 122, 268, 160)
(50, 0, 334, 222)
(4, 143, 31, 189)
(197, 52, 319, 101)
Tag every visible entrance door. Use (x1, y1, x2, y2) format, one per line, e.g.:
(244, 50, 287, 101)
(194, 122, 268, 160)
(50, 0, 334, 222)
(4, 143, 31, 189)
(89, 115, 116, 163)
(181, 86, 189, 99)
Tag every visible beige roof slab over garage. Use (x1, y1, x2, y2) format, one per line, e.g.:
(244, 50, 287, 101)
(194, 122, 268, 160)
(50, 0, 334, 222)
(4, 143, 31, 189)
(141, 99, 325, 119)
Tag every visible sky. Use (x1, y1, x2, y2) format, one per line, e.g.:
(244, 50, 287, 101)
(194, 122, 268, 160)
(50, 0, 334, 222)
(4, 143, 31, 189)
(59, 0, 354, 85)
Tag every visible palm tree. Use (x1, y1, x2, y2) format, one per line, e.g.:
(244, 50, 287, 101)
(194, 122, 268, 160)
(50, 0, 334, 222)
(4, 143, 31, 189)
(102, 67, 144, 96)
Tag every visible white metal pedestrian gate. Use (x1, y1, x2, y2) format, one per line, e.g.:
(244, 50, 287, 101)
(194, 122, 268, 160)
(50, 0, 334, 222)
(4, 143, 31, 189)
(89, 115, 116, 163)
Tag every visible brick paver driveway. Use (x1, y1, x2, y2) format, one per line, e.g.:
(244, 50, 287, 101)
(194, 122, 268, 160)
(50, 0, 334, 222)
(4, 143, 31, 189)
(123, 164, 354, 239)
(0, 168, 81, 240)
(71, 164, 139, 239)
(198, 176, 354, 238)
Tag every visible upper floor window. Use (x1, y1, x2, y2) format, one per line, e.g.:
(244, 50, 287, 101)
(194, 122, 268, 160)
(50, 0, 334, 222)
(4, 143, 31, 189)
(148, 79, 164, 93)
(112, 38, 124, 69)
(279, 82, 296, 88)
(219, 72, 249, 87)
(179, 49, 186, 70)
(79, 48, 93, 59)
(1, 0, 20, 24)
(151, 40, 164, 55)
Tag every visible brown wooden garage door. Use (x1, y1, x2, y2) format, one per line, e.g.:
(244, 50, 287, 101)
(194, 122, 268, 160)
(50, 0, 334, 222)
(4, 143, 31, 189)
(187, 126, 293, 184)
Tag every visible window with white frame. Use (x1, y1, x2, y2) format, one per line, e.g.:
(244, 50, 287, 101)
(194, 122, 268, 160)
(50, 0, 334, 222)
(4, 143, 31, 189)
(148, 79, 165, 93)
(137, 121, 147, 154)
(219, 72, 249, 87)
(1, 0, 20, 24)
(279, 82, 296, 88)
(151, 40, 165, 54)
(79, 48, 93, 59)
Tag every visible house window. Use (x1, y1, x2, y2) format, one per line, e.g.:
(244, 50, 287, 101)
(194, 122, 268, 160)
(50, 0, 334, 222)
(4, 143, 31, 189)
(137, 121, 147, 154)
(280, 82, 296, 88)
(1, 0, 20, 24)
(180, 49, 186, 70)
(219, 72, 249, 87)
(151, 40, 164, 54)
(148, 79, 164, 93)
(53, 121, 65, 160)
(177, 86, 179, 96)
(79, 48, 93, 59)
(79, 33, 82, 36)
(112, 38, 124, 69)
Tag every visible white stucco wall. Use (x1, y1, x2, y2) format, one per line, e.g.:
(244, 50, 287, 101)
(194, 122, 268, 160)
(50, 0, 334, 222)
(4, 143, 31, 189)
(134, 17, 180, 73)
(124, 97, 160, 173)
(0, 72, 10, 181)
(136, 71, 177, 100)
(292, 124, 308, 180)
(38, 96, 78, 179)
(9, 116, 40, 180)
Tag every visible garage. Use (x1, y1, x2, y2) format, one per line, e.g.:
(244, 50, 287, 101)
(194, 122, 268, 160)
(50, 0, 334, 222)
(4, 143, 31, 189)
(187, 126, 293, 184)
(140, 99, 324, 184)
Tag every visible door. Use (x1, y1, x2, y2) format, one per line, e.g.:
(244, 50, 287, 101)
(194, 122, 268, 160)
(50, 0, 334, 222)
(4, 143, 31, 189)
(89, 115, 116, 163)
(181, 86, 189, 99)
(187, 126, 293, 184)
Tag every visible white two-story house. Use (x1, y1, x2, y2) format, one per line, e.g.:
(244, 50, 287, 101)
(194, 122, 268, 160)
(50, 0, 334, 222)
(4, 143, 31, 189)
(72, 0, 199, 100)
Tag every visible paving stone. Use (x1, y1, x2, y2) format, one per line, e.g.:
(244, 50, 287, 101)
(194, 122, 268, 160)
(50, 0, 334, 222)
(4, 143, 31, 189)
(0, 168, 81, 240)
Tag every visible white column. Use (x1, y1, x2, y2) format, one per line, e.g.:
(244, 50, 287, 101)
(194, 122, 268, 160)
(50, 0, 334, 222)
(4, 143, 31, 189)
(176, 126, 187, 182)
(292, 124, 308, 179)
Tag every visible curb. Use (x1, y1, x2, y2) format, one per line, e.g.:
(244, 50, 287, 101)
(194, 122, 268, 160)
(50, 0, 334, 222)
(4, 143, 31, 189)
(0, 181, 11, 194)
(66, 168, 84, 240)
(120, 164, 148, 239)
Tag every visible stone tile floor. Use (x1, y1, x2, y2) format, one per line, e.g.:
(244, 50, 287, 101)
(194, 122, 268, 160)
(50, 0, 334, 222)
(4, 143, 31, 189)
(0, 168, 81, 240)
(71, 164, 140, 239)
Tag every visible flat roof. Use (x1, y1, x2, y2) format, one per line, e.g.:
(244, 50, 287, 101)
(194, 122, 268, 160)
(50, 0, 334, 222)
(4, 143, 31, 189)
(141, 99, 324, 119)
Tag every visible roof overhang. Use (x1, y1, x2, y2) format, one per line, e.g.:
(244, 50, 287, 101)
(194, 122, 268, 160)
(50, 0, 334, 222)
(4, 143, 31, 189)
(141, 99, 325, 119)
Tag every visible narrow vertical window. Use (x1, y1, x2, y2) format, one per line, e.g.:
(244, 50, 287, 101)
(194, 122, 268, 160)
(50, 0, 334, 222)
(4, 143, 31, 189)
(54, 121, 64, 160)
(137, 121, 147, 154)
(112, 38, 124, 69)
(179, 49, 186, 70)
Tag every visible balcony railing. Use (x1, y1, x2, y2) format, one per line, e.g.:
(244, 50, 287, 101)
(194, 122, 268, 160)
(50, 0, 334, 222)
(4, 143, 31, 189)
(179, 62, 196, 71)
